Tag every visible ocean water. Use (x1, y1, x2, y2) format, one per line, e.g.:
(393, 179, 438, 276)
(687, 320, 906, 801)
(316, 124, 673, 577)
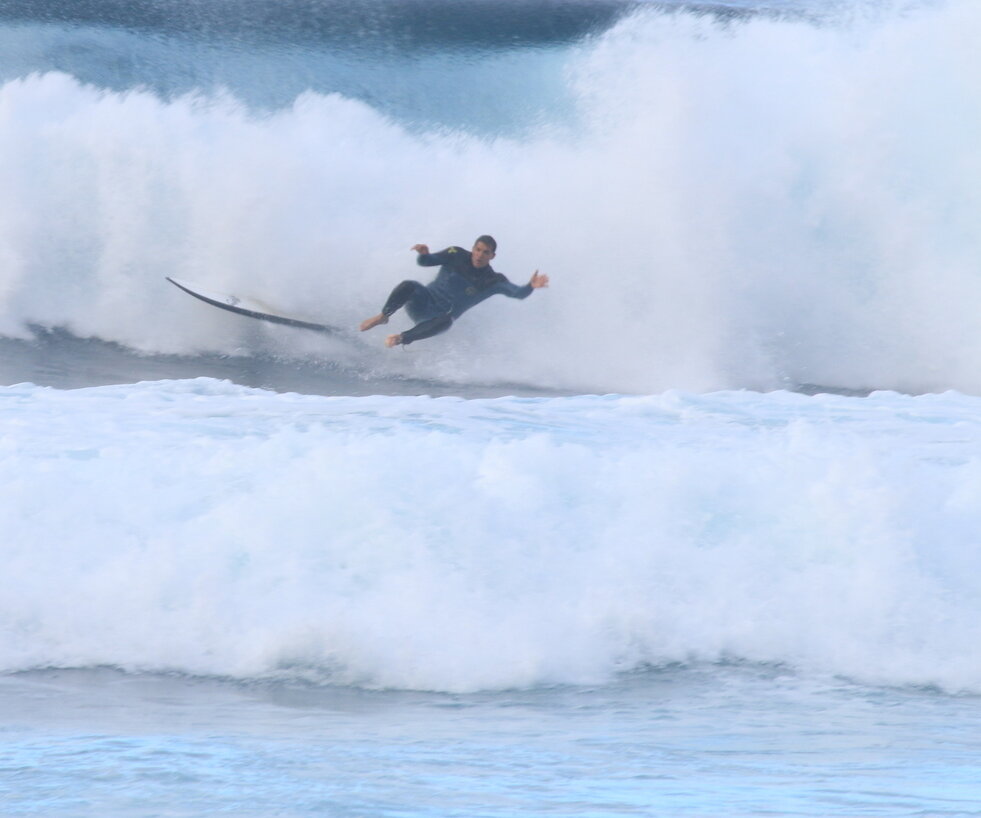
(2, 0, 981, 815)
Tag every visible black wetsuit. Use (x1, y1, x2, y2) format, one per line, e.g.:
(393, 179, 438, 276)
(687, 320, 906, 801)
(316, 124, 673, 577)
(381, 247, 534, 345)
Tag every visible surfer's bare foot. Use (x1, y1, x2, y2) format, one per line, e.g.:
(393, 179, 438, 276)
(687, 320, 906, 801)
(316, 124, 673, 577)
(385, 333, 403, 348)
(360, 313, 388, 332)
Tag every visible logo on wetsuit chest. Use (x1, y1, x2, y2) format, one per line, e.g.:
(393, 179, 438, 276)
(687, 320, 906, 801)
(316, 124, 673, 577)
(465, 286, 476, 295)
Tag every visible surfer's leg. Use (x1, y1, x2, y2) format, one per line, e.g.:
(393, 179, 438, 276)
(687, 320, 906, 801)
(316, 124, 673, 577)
(396, 314, 453, 346)
(359, 313, 388, 331)
(361, 280, 425, 331)
(384, 281, 426, 317)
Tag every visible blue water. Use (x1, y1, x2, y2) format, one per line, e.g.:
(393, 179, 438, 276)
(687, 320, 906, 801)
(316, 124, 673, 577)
(5, 665, 980, 816)
(3, 0, 981, 815)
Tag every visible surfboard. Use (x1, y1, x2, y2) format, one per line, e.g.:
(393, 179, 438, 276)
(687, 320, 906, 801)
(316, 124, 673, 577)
(166, 277, 343, 335)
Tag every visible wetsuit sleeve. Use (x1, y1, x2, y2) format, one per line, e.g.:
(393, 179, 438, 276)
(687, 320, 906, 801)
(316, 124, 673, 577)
(492, 277, 534, 299)
(416, 247, 462, 268)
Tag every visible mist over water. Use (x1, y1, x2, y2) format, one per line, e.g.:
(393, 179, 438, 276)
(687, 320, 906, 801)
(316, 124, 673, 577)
(0, 0, 978, 393)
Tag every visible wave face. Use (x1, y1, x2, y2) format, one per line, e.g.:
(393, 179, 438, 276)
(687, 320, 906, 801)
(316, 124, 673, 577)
(3, 380, 981, 692)
(1, 0, 979, 393)
(0, 0, 632, 127)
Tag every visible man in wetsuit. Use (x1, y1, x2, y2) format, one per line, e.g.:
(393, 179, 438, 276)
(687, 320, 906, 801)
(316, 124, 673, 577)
(359, 235, 549, 347)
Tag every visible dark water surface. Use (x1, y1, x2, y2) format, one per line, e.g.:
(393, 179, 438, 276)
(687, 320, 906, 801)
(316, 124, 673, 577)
(0, 329, 572, 397)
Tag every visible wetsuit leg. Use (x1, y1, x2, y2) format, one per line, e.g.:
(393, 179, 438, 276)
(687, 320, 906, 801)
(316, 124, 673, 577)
(400, 314, 453, 345)
(382, 280, 427, 317)
(380, 280, 450, 345)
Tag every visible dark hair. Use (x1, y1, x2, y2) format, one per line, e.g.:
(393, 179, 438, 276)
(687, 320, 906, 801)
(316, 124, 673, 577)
(474, 235, 497, 253)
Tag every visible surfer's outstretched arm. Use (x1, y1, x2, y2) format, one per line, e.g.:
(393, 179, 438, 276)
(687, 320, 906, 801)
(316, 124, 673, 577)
(414, 244, 465, 268)
(488, 270, 548, 301)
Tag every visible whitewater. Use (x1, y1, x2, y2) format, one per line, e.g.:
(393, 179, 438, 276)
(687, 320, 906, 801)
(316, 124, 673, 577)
(3, 0, 981, 815)
(3, 379, 981, 694)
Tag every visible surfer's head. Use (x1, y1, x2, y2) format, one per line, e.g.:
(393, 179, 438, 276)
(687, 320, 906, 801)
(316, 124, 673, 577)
(471, 236, 497, 268)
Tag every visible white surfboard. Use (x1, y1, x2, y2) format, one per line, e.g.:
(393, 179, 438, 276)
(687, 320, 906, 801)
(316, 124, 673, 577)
(166, 277, 343, 335)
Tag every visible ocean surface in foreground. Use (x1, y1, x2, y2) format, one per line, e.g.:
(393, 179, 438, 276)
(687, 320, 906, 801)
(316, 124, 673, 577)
(2, 380, 981, 815)
(4, 665, 980, 817)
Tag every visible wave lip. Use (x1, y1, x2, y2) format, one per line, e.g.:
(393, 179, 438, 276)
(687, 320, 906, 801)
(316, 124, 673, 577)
(0, 0, 629, 49)
(2, 380, 981, 692)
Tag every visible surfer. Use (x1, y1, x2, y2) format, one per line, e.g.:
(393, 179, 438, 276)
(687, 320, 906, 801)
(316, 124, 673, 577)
(359, 236, 549, 347)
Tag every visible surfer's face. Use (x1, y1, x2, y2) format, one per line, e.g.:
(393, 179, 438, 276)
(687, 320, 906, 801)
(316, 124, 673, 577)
(471, 241, 496, 268)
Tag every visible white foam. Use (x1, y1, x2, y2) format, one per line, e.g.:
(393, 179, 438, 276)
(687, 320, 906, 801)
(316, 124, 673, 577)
(2, 379, 980, 691)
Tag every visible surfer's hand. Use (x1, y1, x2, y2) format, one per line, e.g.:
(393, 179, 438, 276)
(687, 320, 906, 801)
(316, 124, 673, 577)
(411, 244, 430, 255)
(385, 333, 404, 348)
(529, 271, 549, 288)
